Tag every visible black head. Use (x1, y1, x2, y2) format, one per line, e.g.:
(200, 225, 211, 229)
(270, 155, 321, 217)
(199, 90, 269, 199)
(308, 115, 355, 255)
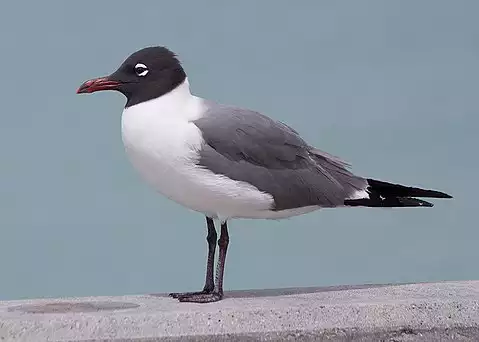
(77, 46, 187, 107)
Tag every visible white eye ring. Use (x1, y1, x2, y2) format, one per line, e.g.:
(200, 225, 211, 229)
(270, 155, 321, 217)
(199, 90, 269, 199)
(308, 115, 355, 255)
(134, 63, 149, 77)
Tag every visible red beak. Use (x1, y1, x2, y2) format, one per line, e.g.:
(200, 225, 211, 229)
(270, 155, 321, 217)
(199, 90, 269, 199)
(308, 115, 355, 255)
(76, 77, 121, 94)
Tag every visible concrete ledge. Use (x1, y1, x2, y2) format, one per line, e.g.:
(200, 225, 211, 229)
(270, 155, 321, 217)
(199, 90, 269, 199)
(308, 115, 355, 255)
(1, 281, 479, 341)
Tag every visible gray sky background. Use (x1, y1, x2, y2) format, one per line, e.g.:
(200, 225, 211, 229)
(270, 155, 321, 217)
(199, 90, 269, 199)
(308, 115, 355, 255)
(0, 1, 477, 300)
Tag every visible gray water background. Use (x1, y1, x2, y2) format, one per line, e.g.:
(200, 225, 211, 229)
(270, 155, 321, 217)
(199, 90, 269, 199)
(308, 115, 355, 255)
(0, 1, 477, 300)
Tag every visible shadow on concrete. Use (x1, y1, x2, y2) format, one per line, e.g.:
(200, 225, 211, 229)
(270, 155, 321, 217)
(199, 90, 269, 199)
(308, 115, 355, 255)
(7, 301, 140, 314)
(151, 282, 409, 299)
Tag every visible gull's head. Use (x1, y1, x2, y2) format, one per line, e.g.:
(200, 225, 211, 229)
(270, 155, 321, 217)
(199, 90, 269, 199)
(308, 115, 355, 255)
(76, 46, 186, 107)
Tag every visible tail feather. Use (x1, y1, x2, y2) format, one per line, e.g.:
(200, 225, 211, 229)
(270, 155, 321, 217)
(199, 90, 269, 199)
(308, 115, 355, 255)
(344, 178, 452, 208)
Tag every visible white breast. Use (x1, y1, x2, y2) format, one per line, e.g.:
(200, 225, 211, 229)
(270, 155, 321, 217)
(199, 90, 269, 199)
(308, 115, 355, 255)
(120, 80, 275, 220)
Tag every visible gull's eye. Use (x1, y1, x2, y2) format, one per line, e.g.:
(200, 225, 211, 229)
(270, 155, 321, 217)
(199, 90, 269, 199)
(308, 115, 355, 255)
(134, 63, 149, 77)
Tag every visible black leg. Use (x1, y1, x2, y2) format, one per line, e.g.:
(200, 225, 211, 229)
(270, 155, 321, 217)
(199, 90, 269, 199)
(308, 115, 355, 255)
(169, 217, 217, 299)
(203, 217, 218, 292)
(214, 221, 229, 297)
(177, 221, 230, 303)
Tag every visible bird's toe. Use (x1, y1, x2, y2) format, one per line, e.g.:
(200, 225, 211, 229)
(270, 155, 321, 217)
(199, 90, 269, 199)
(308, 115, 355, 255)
(176, 292, 223, 303)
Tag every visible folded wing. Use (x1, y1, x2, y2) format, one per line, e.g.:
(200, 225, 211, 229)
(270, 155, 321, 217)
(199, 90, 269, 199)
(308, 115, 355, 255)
(193, 102, 367, 211)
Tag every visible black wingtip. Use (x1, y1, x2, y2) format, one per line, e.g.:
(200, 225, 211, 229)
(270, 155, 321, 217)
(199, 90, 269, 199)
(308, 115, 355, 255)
(427, 191, 453, 199)
(419, 188, 453, 199)
(366, 179, 453, 199)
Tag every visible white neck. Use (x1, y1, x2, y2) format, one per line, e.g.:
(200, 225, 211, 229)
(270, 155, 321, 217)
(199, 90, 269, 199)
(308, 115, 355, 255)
(122, 77, 205, 122)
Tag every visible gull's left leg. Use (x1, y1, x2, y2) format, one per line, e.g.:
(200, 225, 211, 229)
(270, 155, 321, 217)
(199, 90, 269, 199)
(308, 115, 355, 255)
(169, 216, 217, 298)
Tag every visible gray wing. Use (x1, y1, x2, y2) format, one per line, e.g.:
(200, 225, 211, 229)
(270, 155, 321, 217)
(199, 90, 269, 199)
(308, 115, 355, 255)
(193, 102, 367, 211)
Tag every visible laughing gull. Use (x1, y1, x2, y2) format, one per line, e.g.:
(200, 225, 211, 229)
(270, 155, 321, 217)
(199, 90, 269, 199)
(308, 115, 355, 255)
(77, 46, 452, 303)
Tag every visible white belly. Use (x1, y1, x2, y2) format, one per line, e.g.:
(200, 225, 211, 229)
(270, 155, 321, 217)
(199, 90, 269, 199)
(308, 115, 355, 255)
(121, 108, 277, 220)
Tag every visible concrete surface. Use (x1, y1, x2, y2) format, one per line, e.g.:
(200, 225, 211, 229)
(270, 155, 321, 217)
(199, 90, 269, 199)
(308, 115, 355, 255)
(1, 281, 479, 341)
